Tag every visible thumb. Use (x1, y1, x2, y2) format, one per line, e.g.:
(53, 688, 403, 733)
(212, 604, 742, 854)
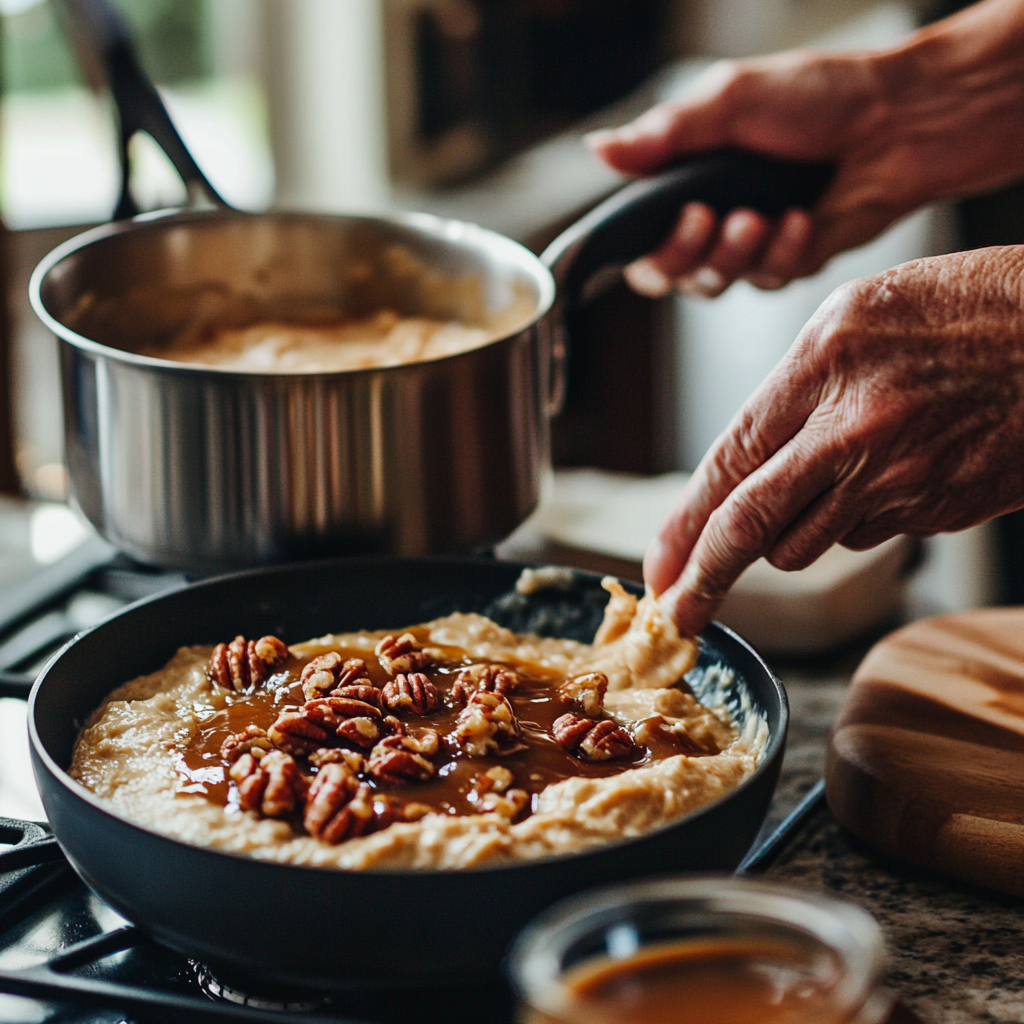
(586, 64, 737, 175)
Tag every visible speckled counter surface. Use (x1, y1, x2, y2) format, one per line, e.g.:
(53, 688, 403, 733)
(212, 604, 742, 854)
(762, 663, 1024, 1024)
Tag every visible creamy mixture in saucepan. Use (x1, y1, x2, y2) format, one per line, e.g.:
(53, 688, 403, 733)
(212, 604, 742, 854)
(70, 578, 765, 869)
(144, 310, 493, 372)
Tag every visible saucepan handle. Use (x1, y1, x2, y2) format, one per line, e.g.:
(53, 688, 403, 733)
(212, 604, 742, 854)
(55, 0, 230, 219)
(539, 150, 834, 416)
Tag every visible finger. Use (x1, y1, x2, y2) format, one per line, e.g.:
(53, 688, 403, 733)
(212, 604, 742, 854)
(644, 473, 710, 596)
(585, 63, 738, 175)
(765, 483, 868, 571)
(839, 519, 903, 551)
(677, 209, 770, 297)
(745, 208, 814, 290)
(644, 356, 825, 598)
(624, 203, 717, 297)
(660, 434, 836, 635)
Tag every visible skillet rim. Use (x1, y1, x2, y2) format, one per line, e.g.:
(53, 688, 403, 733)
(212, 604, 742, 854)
(28, 208, 556, 377)
(28, 555, 787, 878)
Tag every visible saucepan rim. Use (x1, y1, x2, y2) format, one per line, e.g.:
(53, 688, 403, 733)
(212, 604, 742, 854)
(27, 556, 788, 879)
(28, 208, 556, 379)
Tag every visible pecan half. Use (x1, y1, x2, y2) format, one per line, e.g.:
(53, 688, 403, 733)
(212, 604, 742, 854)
(382, 672, 439, 715)
(375, 633, 432, 675)
(558, 671, 609, 718)
(552, 713, 634, 762)
(304, 765, 391, 844)
(230, 749, 308, 817)
(336, 717, 384, 749)
(551, 713, 593, 750)
(304, 695, 384, 749)
(448, 691, 525, 757)
(367, 734, 436, 783)
(450, 663, 519, 702)
(332, 683, 382, 707)
(208, 635, 289, 691)
(268, 710, 334, 755)
(305, 696, 383, 722)
(579, 720, 635, 761)
(300, 654, 374, 701)
(220, 724, 272, 763)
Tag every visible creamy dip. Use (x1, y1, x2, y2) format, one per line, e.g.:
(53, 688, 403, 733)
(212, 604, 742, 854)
(70, 578, 765, 870)
(144, 310, 493, 372)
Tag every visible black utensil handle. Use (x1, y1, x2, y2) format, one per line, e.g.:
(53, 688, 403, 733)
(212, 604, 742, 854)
(542, 149, 833, 306)
(56, 0, 229, 219)
(537, 149, 833, 416)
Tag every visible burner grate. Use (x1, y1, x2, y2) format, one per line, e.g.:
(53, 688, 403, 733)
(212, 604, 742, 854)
(0, 545, 187, 699)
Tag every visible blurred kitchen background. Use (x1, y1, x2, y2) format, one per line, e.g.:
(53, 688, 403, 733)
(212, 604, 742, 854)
(1, 0, 1020, 676)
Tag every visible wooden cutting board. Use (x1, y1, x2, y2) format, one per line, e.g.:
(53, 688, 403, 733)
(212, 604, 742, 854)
(826, 608, 1024, 897)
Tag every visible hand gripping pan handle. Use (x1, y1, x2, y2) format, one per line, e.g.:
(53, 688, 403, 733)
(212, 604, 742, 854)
(56, 0, 229, 219)
(539, 149, 833, 415)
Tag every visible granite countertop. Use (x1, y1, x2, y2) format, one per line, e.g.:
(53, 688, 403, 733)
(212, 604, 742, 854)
(762, 649, 1024, 1024)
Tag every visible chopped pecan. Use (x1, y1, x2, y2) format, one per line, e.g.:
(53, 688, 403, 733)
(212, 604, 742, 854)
(308, 748, 366, 773)
(367, 734, 436, 783)
(448, 691, 525, 757)
(467, 768, 528, 817)
(450, 663, 519, 702)
(300, 654, 373, 701)
(208, 635, 289, 691)
(220, 725, 272, 763)
(558, 671, 609, 718)
(382, 672, 439, 715)
(230, 749, 308, 817)
(470, 765, 514, 796)
(481, 788, 529, 819)
(375, 633, 432, 675)
(401, 801, 433, 821)
(304, 766, 391, 844)
(552, 713, 634, 762)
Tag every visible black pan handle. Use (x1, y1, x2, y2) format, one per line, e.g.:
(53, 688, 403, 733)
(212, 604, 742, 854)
(55, 0, 230, 219)
(539, 150, 833, 415)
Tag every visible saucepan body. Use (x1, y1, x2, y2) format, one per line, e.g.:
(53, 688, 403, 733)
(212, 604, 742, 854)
(30, 210, 556, 570)
(28, 558, 788, 989)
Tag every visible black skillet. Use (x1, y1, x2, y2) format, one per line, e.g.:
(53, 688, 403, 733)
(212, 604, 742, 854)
(28, 558, 787, 989)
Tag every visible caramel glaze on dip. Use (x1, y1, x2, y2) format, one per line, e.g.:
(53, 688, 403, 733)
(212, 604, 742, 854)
(182, 625, 718, 840)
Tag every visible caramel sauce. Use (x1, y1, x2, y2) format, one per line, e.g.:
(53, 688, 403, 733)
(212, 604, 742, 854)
(547, 937, 848, 1024)
(179, 639, 712, 819)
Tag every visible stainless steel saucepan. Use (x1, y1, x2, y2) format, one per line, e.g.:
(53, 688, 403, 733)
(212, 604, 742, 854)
(29, 0, 831, 571)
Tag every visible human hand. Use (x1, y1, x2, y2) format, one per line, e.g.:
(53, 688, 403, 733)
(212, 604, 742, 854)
(588, 0, 1024, 297)
(645, 246, 1024, 635)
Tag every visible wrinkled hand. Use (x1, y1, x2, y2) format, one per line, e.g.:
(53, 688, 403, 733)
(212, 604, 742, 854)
(588, 0, 1024, 297)
(646, 246, 1024, 635)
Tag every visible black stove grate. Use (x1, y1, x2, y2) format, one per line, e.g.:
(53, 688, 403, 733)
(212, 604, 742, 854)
(0, 542, 187, 699)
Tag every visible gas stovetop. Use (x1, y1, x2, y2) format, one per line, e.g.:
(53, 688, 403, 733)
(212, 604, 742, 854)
(0, 516, 813, 1024)
(0, 812, 528, 1024)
